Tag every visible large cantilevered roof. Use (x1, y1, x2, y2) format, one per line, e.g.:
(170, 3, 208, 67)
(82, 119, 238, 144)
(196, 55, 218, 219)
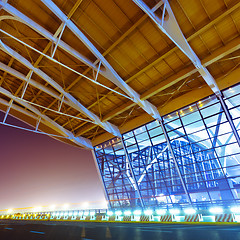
(0, 0, 239, 149)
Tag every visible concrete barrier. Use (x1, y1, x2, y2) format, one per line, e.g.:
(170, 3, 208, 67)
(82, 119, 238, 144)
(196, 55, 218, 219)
(184, 214, 203, 222)
(122, 216, 131, 221)
(215, 214, 235, 222)
(160, 214, 175, 222)
(140, 215, 149, 222)
(108, 216, 115, 221)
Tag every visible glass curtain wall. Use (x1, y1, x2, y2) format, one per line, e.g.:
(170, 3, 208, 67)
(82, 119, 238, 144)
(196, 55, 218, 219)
(94, 84, 240, 209)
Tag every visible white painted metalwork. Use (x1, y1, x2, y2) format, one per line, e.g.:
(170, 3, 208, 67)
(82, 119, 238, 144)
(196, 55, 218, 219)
(0, 39, 121, 137)
(0, 86, 93, 149)
(132, 0, 221, 96)
(0, 62, 93, 123)
(51, 22, 66, 58)
(0, 29, 131, 101)
(0, 1, 97, 70)
(21, 70, 33, 99)
(35, 117, 41, 131)
(41, 0, 162, 121)
(3, 99, 13, 123)
(10, 95, 94, 123)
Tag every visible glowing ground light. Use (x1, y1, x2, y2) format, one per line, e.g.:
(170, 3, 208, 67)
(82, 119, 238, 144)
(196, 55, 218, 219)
(230, 206, 240, 213)
(63, 204, 69, 210)
(144, 209, 153, 215)
(124, 210, 131, 216)
(133, 210, 141, 215)
(184, 208, 196, 215)
(82, 202, 89, 209)
(84, 211, 89, 216)
(49, 205, 56, 210)
(115, 211, 122, 215)
(90, 211, 95, 216)
(107, 211, 113, 216)
(7, 209, 13, 213)
(156, 209, 166, 215)
(169, 209, 180, 215)
(209, 207, 223, 214)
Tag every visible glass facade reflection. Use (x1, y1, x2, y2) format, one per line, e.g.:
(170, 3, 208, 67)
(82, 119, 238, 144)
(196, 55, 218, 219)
(94, 84, 240, 209)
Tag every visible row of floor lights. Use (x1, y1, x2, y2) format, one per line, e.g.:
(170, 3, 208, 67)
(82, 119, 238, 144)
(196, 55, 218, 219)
(51, 211, 96, 217)
(106, 207, 240, 216)
(5, 206, 240, 217)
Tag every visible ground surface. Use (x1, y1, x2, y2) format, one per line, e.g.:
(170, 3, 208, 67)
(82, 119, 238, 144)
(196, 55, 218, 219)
(0, 220, 240, 240)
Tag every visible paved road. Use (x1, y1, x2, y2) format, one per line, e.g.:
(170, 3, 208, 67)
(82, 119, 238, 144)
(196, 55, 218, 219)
(0, 220, 240, 240)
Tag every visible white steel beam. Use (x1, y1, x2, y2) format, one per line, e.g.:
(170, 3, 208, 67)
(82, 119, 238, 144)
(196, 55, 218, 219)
(0, 86, 92, 149)
(0, 62, 91, 123)
(41, 0, 162, 121)
(0, 40, 121, 137)
(132, 0, 221, 96)
(0, 1, 97, 70)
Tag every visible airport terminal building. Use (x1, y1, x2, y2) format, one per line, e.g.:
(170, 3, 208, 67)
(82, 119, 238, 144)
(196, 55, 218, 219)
(94, 84, 240, 209)
(0, 0, 240, 212)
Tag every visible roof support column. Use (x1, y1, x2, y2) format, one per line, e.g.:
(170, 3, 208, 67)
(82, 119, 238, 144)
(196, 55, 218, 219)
(218, 95, 240, 147)
(121, 138, 145, 208)
(158, 118, 192, 205)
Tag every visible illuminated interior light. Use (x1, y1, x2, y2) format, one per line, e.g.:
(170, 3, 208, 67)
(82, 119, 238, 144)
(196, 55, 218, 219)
(124, 210, 131, 216)
(169, 209, 180, 215)
(69, 212, 73, 216)
(133, 210, 142, 215)
(209, 207, 223, 214)
(144, 210, 153, 215)
(64, 212, 68, 216)
(115, 211, 122, 216)
(156, 209, 166, 215)
(168, 115, 172, 118)
(230, 206, 240, 213)
(184, 208, 196, 215)
(107, 211, 113, 216)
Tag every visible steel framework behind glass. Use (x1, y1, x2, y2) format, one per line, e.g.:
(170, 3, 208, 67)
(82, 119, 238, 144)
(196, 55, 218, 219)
(94, 84, 240, 209)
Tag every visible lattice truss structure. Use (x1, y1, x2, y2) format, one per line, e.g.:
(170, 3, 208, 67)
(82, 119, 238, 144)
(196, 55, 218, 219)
(0, 0, 239, 149)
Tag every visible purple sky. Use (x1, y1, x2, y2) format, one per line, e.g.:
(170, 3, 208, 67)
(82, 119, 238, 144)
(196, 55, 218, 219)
(0, 112, 105, 210)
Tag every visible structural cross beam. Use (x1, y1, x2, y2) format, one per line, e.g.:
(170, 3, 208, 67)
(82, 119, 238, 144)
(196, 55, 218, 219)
(0, 1, 97, 71)
(132, 0, 221, 96)
(0, 86, 92, 149)
(0, 40, 121, 137)
(41, 0, 164, 129)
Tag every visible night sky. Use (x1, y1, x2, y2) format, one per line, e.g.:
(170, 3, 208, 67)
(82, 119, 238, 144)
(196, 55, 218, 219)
(0, 112, 105, 210)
